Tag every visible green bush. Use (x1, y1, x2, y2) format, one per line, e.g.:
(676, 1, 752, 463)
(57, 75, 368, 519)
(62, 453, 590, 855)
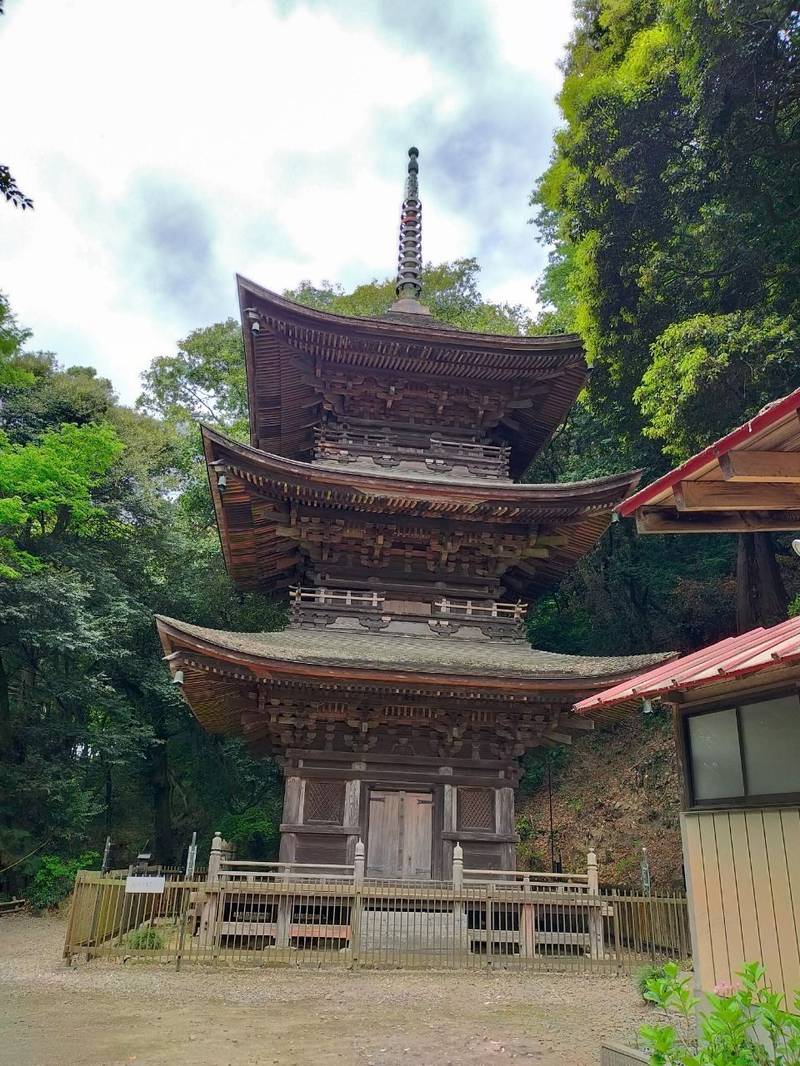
(27, 851, 100, 911)
(639, 960, 800, 1065)
(637, 963, 671, 1002)
(127, 927, 166, 951)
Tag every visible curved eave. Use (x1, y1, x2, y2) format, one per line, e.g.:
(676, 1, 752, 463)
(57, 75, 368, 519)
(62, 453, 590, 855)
(203, 426, 642, 596)
(157, 614, 672, 697)
(203, 426, 641, 511)
(237, 275, 588, 474)
(157, 616, 674, 738)
(237, 274, 585, 354)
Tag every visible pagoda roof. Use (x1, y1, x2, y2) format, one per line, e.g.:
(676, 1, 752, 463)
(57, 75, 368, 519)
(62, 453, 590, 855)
(203, 426, 642, 596)
(238, 276, 588, 476)
(156, 614, 673, 735)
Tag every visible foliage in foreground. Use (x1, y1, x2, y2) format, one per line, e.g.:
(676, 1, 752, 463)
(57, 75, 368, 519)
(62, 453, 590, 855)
(640, 961, 800, 1065)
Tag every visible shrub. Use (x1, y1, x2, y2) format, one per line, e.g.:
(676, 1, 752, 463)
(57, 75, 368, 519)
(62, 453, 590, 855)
(639, 960, 800, 1065)
(127, 927, 165, 951)
(27, 851, 100, 911)
(637, 963, 671, 1002)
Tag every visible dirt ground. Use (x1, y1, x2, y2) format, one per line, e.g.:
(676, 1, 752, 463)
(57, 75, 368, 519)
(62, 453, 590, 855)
(0, 913, 653, 1066)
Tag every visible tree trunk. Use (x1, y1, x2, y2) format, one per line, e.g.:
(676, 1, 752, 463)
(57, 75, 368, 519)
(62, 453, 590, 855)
(735, 532, 788, 633)
(0, 653, 10, 752)
(104, 763, 113, 838)
(150, 741, 174, 862)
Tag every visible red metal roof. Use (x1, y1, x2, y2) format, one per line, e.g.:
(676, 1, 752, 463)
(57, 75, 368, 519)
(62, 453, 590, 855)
(617, 387, 800, 517)
(574, 616, 800, 715)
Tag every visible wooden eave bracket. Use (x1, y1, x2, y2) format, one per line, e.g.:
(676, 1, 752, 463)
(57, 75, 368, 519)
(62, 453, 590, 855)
(720, 450, 800, 483)
(636, 506, 800, 534)
(674, 478, 800, 512)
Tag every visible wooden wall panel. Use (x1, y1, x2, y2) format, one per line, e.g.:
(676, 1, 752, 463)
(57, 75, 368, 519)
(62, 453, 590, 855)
(682, 808, 800, 999)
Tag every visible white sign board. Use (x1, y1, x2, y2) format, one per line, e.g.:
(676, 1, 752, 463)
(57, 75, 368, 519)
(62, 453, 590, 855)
(125, 875, 166, 894)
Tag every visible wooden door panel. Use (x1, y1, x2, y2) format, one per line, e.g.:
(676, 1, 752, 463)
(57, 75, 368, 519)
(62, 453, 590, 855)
(367, 791, 401, 877)
(367, 789, 433, 879)
(403, 793, 433, 879)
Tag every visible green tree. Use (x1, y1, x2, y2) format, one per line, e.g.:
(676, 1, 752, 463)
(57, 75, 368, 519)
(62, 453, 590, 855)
(531, 0, 800, 633)
(286, 258, 532, 335)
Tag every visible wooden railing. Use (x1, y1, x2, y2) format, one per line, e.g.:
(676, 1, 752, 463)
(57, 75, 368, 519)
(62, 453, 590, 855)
(290, 586, 384, 611)
(314, 428, 511, 479)
(64, 872, 690, 974)
(289, 587, 526, 636)
(63, 839, 691, 973)
(433, 598, 527, 622)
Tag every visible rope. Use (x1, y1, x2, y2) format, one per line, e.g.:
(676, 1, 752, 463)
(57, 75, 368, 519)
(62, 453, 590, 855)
(0, 838, 51, 875)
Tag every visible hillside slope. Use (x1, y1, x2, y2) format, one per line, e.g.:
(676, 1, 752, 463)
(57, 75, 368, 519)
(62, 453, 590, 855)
(516, 711, 685, 890)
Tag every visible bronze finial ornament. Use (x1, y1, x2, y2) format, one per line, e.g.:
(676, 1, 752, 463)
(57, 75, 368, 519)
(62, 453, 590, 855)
(394, 146, 424, 306)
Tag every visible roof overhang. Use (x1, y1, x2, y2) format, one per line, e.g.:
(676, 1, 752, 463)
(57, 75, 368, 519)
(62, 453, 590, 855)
(237, 275, 589, 476)
(203, 425, 643, 597)
(574, 616, 800, 719)
(157, 614, 672, 740)
(617, 389, 800, 534)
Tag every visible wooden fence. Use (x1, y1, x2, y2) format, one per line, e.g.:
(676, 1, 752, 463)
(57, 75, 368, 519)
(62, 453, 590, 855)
(64, 852, 690, 974)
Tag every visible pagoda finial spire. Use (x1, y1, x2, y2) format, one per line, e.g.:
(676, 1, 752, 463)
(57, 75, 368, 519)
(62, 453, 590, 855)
(392, 147, 427, 313)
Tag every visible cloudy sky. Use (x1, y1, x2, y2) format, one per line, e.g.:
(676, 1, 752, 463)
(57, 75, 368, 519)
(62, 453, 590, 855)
(1, 0, 574, 402)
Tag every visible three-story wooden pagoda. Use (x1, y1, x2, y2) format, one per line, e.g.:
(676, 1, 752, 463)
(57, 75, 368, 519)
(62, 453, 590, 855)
(157, 149, 666, 877)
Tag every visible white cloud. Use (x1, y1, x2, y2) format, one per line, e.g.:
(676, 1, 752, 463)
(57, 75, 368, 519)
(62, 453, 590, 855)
(0, 0, 572, 401)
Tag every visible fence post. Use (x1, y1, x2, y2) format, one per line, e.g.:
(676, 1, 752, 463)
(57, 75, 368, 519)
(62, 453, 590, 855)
(452, 841, 463, 890)
(354, 839, 365, 887)
(587, 850, 604, 960)
(350, 839, 365, 967)
(207, 832, 223, 884)
(185, 831, 198, 880)
(587, 849, 599, 895)
(200, 831, 223, 950)
(451, 842, 465, 943)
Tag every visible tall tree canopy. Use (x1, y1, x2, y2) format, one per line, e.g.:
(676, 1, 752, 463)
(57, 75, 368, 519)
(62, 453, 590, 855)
(531, 0, 800, 631)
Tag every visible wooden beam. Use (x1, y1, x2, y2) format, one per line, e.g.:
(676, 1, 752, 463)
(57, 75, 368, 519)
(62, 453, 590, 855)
(720, 450, 800, 484)
(674, 479, 800, 512)
(635, 506, 800, 534)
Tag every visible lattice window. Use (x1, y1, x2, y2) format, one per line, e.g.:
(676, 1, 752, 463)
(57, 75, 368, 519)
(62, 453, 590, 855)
(303, 780, 345, 825)
(458, 788, 495, 831)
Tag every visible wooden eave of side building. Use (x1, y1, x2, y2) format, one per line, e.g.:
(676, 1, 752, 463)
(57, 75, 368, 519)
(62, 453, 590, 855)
(237, 275, 588, 477)
(202, 425, 642, 598)
(617, 388, 800, 534)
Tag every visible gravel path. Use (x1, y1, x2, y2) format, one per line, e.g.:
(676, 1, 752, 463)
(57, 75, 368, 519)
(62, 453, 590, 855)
(0, 913, 652, 1065)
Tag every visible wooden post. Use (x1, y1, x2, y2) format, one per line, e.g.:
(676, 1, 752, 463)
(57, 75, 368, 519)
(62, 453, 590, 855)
(587, 850, 604, 959)
(587, 849, 599, 894)
(452, 841, 463, 890)
(354, 839, 365, 887)
(350, 839, 365, 966)
(207, 832, 223, 884)
(185, 831, 198, 880)
(452, 841, 465, 942)
(200, 831, 223, 948)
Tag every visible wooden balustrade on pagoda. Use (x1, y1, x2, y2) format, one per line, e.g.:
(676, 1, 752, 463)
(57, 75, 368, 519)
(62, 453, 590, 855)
(289, 586, 528, 640)
(314, 425, 512, 479)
